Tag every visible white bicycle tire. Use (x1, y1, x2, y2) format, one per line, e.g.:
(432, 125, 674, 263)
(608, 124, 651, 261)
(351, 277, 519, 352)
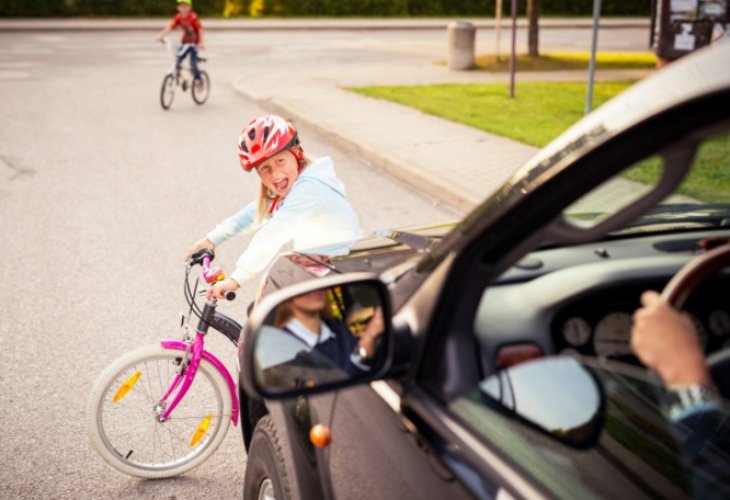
(86, 344, 232, 478)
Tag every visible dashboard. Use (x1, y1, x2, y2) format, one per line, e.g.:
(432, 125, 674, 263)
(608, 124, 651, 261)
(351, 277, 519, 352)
(552, 280, 730, 360)
(474, 230, 730, 375)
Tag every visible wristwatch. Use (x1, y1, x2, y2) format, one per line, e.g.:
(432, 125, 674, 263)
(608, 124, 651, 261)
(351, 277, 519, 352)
(352, 345, 370, 365)
(667, 383, 720, 420)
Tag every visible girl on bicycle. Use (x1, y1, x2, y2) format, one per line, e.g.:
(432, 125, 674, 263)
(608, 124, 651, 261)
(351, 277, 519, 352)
(186, 115, 363, 299)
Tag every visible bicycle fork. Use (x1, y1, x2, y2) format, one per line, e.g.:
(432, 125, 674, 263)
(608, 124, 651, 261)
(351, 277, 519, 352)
(156, 300, 240, 426)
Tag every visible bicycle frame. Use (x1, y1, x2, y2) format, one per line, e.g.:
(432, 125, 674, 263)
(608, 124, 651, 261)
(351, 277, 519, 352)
(158, 338, 239, 425)
(164, 40, 200, 81)
(154, 254, 240, 426)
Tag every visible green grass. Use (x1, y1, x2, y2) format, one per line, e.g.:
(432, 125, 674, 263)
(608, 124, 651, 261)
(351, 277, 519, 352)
(350, 81, 729, 203)
(622, 136, 730, 203)
(351, 81, 634, 147)
(466, 52, 658, 72)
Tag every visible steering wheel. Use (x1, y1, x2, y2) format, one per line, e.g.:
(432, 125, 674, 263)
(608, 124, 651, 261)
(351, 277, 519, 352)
(661, 243, 730, 398)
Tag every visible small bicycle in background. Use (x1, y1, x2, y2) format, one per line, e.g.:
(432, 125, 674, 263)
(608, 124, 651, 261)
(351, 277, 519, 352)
(159, 38, 210, 110)
(86, 249, 241, 478)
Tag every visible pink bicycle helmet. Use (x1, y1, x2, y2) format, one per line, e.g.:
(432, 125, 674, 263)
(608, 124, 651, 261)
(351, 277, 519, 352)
(238, 115, 301, 171)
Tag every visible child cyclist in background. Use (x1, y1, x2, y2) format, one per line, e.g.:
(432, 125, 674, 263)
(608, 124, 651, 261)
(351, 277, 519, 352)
(155, 0, 204, 86)
(186, 115, 363, 299)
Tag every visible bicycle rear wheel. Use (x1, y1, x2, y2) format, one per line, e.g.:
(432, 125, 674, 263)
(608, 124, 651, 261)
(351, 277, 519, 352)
(191, 70, 210, 105)
(160, 73, 175, 110)
(86, 344, 232, 478)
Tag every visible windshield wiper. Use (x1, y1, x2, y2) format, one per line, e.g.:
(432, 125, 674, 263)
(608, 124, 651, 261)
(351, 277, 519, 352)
(375, 229, 434, 252)
(621, 203, 730, 230)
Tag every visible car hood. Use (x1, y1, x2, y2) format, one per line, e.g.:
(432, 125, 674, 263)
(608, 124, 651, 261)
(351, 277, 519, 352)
(258, 222, 455, 295)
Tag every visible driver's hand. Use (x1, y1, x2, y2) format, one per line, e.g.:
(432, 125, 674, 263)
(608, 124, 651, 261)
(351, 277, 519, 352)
(184, 238, 215, 262)
(207, 278, 239, 300)
(631, 291, 709, 386)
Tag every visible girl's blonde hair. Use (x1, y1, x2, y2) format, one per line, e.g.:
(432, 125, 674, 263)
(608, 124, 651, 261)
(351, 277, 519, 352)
(256, 149, 312, 223)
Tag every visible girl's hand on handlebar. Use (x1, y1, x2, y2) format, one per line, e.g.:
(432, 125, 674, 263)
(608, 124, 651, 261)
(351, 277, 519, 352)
(184, 238, 216, 262)
(207, 278, 240, 300)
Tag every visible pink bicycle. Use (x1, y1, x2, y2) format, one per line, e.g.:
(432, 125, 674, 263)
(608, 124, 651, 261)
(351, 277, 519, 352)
(86, 249, 241, 478)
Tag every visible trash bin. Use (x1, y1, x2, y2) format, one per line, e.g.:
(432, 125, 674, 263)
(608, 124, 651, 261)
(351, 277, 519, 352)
(447, 21, 476, 70)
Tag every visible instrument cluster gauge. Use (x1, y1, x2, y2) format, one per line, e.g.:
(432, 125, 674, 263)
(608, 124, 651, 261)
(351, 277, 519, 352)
(562, 317, 591, 346)
(709, 310, 730, 337)
(593, 312, 633, 358)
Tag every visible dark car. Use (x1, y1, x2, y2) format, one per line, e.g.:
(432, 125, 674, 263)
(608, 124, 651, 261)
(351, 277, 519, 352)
(237, 41, 730, 500)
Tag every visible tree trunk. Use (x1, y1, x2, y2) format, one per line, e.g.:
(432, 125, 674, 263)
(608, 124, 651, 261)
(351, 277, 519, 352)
(527, 0, 540, 57)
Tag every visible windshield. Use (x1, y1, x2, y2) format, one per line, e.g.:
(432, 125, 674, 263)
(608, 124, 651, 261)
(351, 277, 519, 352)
(563, 130, 730, 235)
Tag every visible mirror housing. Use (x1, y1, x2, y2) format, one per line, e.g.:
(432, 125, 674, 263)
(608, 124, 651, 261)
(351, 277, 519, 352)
(241, 273, 393, 400)
(479, 356, 605, 448)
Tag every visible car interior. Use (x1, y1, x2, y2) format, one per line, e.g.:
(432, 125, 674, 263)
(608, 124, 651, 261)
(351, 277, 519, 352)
(476, 126, 730, 382)
(433, 115, 730, 499)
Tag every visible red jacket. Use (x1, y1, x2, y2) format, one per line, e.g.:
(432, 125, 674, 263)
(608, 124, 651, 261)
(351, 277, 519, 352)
(170, 12, 202, 44)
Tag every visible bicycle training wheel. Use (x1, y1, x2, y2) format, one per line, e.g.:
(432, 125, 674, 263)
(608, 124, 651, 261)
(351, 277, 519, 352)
(86, 344, 232, 478)
(191, 70, 210, 105)
(160, 74, 175, 110)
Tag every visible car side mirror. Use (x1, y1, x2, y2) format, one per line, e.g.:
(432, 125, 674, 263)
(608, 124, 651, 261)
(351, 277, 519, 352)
(241, 274, 392, 400)
(480, 356, 605, 448)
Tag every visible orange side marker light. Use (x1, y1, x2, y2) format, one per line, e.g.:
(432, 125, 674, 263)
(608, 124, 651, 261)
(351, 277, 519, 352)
(309, 424, 332, 448)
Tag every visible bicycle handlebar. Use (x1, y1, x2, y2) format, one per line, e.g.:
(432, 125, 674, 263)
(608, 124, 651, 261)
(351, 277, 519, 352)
(187, 248, 236, 301)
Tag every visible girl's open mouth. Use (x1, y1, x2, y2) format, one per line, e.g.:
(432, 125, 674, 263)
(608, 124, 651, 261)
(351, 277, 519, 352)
(273, 178, 289, 194)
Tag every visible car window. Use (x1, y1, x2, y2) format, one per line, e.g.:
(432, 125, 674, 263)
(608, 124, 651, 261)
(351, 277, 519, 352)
(563, 154, 665, 229)
(448, 356, 730, 499)
(676, 130, 730, 203)
(563, 130, 730, 232)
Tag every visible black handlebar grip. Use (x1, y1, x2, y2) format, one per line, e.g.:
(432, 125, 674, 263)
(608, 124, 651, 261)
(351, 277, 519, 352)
(190, 247, 215, 265)
(225, 291, 237, 301)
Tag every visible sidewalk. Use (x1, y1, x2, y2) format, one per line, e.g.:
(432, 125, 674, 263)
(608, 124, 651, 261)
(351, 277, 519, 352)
(0, 17, 649, 32)
(232, 63, 652, 213)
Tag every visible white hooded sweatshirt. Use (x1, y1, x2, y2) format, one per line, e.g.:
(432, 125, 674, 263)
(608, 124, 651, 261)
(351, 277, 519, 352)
(206, 157, 363, 285)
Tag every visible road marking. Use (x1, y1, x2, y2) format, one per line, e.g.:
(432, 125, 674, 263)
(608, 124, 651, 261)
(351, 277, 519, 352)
(370, 380, 401, 412)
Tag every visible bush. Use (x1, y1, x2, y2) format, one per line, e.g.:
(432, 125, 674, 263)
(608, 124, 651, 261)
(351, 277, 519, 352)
(0, 0, 650, 17)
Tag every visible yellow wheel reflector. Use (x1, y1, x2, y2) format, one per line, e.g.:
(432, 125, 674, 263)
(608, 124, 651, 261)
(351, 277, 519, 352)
(190, 414, 212, 448)
(113, 371, 142, 403)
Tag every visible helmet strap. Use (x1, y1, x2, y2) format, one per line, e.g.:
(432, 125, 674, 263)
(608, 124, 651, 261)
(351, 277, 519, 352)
(290, 147, 306, 171)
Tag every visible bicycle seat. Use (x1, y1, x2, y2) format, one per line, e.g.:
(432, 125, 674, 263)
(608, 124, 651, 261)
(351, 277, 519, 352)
(198, 57, 207, 63)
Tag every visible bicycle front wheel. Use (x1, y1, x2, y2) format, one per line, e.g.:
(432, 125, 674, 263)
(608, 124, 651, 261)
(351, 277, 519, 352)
(86, 344, 232, 478)
(191, 70, 210, 105)
(160, 73, 175, 110)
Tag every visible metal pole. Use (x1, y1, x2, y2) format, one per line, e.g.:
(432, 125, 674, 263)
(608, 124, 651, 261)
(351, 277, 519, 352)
(496, 0, 502, 60)
(585, 0, 601, 114)
(509, 0, 517, 98)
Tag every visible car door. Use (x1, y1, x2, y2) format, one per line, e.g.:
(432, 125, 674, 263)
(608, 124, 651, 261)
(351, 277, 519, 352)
(306, 383, 474, 500)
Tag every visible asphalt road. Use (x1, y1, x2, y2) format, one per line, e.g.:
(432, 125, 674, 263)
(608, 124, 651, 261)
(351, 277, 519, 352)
(0, 25, 648, 499)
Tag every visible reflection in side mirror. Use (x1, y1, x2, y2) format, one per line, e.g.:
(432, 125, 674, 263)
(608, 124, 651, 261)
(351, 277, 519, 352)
(249, 279, 389, 399)
(480, 356, 605, 447)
